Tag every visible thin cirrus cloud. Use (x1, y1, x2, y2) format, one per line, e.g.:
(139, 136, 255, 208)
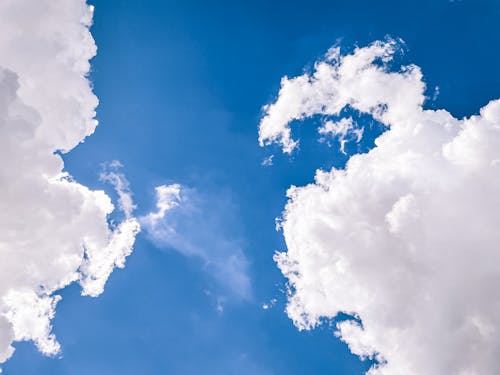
(0, 0, 140, 369)
(140, 185, 252, 302)
(260, 39, 500, 374)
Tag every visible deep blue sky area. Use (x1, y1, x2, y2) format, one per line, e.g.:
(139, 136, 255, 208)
(5, 1, 500, 374)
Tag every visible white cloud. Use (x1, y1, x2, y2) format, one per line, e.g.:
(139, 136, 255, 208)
(100, 161, 137, 219)
(318, 117, 364, 154)
(141, 185, 251, 300)
(262, 298, 277, 310)
(261, 155, 274, 167)
(0, 0, 139, 367)
(142, 184, 182, 227)
(260, 40, 500, 374)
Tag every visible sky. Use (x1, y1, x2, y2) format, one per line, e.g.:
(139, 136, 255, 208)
(2, 0, 500, 374)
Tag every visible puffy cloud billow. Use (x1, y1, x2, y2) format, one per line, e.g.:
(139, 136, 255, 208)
(260, 40, 500, 374)
(0, 0, 139, 367)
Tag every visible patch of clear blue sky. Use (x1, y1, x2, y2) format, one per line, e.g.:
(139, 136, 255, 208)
(5, 0, 500, 373)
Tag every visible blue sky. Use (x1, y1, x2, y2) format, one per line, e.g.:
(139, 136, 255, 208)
(4, 0, 500, 374)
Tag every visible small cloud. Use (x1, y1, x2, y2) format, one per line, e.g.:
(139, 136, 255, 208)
(318, 117, 363, 154)
(432, 85, 440, 101)
(261, 298, 277, 310)
(261, 155, 274, 167)
(141, 184, 181, 228)
(100, 161, 137, 218)
(216, 298, 225, 314)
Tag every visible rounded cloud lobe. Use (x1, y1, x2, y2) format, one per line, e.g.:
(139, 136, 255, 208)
(260, 40, 500, 374)
(0, 0, 139, 366)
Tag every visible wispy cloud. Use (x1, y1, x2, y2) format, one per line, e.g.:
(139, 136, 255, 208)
(318, 117, 364, 154)
(261, 155, 274, 167)
(100, 161, 137, 219)
(141, 185, 251, 301)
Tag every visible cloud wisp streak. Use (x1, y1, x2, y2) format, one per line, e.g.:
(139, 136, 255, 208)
(260, 40, 500, 374)
(141, 185, 252, 301)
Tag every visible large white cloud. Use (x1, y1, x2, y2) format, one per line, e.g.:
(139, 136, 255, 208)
(0, 0, 139, 367)
(260, 40, 500, 374)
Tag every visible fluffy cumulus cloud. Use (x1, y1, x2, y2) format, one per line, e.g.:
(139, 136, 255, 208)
(260, 40, 500, 374)
(141, 185, 251, 301)
(0, 0, 139, 367)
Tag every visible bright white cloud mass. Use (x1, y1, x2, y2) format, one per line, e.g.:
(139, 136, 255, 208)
(0, 0, 139, 368)
(260, 39, 500, 374)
